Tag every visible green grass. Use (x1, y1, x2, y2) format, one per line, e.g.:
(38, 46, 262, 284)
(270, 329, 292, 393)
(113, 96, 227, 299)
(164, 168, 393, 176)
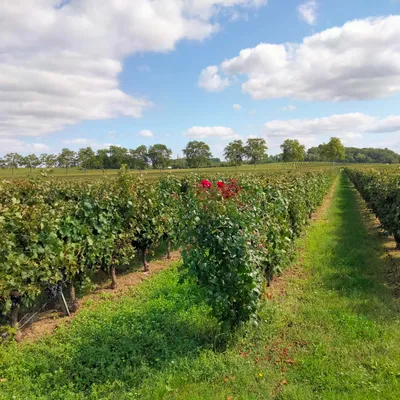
(0, 162, 332, 180)
(0, 172, 399, 399)
(265, 172, 400, 399)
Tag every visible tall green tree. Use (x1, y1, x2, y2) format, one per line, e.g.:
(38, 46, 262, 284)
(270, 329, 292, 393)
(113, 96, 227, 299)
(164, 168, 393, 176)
(129, 145, 149, 170)
(183, 141, 212, 169)
(281, 139, 306, 162)
(323, 137, 345, 163)
(57, 148, 77, 175)
(224, 140, 245, 168)
(3, 153, 23, 177)
(108, 146, 128, 169)
(40, 153, 57, 168)
(245, 138, 268, 168)
(95, 149, 110, 170)
(22, 154, 41, 174)
(148, 144, 172, 170)
(78, 147, 96, 170)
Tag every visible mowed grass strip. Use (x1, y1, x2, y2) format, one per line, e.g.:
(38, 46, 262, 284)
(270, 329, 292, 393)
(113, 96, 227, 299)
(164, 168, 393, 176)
(265, 171, 400, 399)
(0, 172, 399, 399)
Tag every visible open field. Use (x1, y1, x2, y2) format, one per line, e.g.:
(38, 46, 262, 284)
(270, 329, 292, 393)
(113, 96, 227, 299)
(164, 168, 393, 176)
(0, 162, 334, 180)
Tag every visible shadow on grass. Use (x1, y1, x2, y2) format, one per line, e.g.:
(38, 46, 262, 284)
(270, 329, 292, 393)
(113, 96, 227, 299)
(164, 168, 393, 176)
(7, 269, 224, 397)
(320, 173, 399, 319)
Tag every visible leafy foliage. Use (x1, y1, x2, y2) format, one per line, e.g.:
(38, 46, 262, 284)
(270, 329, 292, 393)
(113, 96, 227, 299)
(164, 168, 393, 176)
(346, 166, 400, 247)
(224, 140, 246, 167)
(148, 144, 172, 170)
(181, 169, 337, 327)
(281, 139, 306, 162)
(183, 141, 212, 169)
(244, 138, 268, 166)
(323, 137, 345, 162)
(0, 166, 337, 328)
(308, 146, 400, 164)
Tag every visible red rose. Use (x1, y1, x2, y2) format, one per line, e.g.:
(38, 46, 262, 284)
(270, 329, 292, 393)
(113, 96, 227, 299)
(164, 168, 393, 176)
(201, 179, 212, 189)
(217, 181, 224, 188)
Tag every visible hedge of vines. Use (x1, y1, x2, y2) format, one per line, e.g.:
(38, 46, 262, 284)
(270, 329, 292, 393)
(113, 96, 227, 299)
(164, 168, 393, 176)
(0, 167, 338, 328)
(346, 166, 400, 248)
(181, 170, 337, 327)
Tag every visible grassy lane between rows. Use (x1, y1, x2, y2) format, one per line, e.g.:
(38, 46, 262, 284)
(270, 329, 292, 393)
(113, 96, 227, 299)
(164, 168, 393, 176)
(0, 171, 399, 399)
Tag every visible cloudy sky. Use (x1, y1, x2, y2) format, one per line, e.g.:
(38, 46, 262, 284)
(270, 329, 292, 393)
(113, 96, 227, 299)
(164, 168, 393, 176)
(1, 0, 400, 158)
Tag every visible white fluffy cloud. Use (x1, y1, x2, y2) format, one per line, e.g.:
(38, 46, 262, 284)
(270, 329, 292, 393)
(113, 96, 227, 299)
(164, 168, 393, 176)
(184, 126, 240, 139)
(198, 66, 231, 92)
(297, 1, 317, 25)
(263, 113, 400, 137)
(233, 104, 242, 110)
(0, 139, 50, 154)
(200, 16, 400, 101)
(0, 1, 267, 138)
(262, 113, 400, 153)
(139, 129, 154, 137)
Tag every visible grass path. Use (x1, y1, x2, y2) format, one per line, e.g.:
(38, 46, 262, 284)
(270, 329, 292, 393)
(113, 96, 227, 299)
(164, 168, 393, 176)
(260, 171, 400, 399)
(1, 172, 399, 399)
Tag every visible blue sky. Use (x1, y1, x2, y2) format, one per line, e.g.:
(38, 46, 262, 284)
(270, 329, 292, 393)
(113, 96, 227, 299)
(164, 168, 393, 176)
(1, 0, 400, 158)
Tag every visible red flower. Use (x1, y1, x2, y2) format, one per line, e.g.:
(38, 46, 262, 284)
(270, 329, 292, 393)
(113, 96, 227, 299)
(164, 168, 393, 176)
(201, 179, 212, 189)
(217, 181, 224, 188)
(220, 179, 241, 199)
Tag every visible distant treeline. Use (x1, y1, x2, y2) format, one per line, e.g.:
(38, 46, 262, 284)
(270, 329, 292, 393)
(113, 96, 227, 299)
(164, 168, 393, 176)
(305, 146, 400, 164)
(1, 138, 399, 176)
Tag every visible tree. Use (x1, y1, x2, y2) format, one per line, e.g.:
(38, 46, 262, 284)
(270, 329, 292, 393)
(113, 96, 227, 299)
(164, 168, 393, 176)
(22, 154, 41, 174)
(129, 145, 149, 170)
(108, 145, 128, 169)
(344, 147, 400, 164)
(3, 153, 23, 177)
(78, 147, 96, 170)
(95, 149, 109, 170)
(245, 138, 268, 168)
(57, 148, 77, 175)
(306, 144, 326, 162)
(148, 144, 172, 170)
(322, 137, 345, 163)
(355, 153, 368, 163)
(224, 140, 245, 168)
(266, 154, 282, 163)
(169, 158, 187, 169)
(209, 157, 221, 167)
(281, 139, 306, 162)
(40, 153, 57, 168)
(183, 141, 212, 169)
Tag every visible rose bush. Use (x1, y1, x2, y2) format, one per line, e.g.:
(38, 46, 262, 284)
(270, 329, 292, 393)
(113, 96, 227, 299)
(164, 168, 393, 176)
(180, 169, 337, 327)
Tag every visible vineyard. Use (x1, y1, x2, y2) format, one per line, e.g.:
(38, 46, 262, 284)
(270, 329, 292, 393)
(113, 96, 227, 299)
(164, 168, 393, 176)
(1, 166, 400, 399)
(0, 165, 336, 329)
(346, 166, 400, 248)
